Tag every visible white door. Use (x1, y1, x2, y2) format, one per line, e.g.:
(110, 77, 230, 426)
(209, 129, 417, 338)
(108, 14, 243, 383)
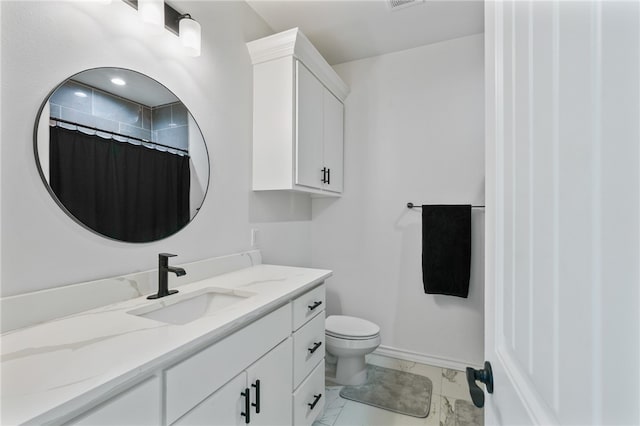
(484, 1, 639, 425)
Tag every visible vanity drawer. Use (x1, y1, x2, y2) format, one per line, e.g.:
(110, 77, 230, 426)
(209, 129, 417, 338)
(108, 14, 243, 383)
(292, 283, 325, 331)
(293, 361, 325, 426)
(293, 312, 325, 388)
(165, 304, 290, 425)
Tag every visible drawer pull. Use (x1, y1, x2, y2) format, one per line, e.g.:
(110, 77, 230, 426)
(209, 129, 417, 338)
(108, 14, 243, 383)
(308, 341, 323, 354)
(251, 380, 261, 414)
(308, 393, 323, 410)
(307, 301, 323, 311)
(241, 388, 250, 423)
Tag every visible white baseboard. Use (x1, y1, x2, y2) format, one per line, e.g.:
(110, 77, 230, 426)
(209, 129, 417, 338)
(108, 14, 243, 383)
(372, 345, 482, 372)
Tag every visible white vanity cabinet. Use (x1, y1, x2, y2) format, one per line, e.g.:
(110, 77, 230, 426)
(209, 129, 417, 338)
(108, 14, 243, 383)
(165, 304, 291, 424)
(2, 261, 333, 426)
(167, 283, 326, 426)
(42, 283, 327, 426)
(173, 339, 292, 426)
(248, 28, 349, 196)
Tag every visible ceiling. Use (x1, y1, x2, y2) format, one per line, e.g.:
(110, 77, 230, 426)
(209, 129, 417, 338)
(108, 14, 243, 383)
(245, 0, 484, 65)
(72, 68, 179, 108)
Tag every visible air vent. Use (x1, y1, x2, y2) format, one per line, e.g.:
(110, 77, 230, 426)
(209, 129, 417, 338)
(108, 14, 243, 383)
(387, 0, 425, 11)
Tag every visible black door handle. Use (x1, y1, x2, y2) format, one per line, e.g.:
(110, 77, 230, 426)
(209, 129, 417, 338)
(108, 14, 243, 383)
(240, 388, 250, 423)
(308, 341, 322, 354)
(251, 380, 261, 414)
(466, 361, 494, 408)
(321, 167, 327, 183)
(308, 393, 322, 410)
(307, 301, 322, 311)
(327, 168, 330, 185)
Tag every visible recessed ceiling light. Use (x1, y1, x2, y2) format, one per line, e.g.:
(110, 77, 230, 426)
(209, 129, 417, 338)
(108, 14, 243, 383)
(74, 91, 88, 98)
(111, 78, 126, 86)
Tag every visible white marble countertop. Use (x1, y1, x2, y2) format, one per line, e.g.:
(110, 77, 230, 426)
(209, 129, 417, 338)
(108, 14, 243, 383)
(0, 264, 331, 425)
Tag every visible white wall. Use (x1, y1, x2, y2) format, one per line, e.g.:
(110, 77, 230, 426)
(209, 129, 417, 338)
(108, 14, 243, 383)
(0, 1, 311, 297)
(312, 34, 485, 366)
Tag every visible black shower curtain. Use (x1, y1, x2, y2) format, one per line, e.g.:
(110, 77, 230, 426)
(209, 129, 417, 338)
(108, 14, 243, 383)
(49, 126, 190, 242)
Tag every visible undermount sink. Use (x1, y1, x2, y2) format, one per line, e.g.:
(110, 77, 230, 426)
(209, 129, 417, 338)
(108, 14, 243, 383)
(128, 287, 256, 325)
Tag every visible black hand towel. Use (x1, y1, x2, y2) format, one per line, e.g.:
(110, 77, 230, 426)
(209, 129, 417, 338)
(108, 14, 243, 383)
(422, 205, 471, 298)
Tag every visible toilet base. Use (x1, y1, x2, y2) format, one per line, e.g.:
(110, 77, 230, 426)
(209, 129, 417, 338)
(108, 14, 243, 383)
(334, 355, 368, 386)
(325, 350, 337, 365)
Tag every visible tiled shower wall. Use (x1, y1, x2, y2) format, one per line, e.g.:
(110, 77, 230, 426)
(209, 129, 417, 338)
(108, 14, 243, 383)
(151, 102, 188, 150)
(50, 80, 188, 151)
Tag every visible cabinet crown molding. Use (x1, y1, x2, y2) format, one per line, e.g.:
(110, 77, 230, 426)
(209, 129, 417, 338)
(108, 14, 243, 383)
(247, 27, 350, 102)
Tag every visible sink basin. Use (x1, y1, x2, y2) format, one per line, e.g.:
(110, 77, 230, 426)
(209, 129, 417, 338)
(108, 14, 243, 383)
(128, 287, 256, 325)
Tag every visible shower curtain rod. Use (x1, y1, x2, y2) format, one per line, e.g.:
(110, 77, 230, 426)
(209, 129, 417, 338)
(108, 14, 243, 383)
(407, 202, 485, 209)
(50, 117, 189, 154)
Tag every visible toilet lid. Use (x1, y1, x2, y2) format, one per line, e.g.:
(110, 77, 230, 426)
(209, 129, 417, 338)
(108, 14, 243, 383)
(326, 315, 380, 339)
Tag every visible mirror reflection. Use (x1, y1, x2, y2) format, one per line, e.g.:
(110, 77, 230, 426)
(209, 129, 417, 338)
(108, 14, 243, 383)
(35, 68, 209, 243)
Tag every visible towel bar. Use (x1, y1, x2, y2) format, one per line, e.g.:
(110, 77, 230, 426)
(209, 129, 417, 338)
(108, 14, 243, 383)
(407, 202, 485, 209)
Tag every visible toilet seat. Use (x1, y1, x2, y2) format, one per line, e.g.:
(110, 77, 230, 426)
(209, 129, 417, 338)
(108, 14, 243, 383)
(326, 315, 380, 340)
(326, 331, 379, 340)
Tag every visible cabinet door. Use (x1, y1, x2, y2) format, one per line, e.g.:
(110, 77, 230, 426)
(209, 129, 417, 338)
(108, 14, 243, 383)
(246, 338, 293, 426)
(173, 372, 247, 426)
(295, 61, 324, 190)
(322, 89, 344, 193)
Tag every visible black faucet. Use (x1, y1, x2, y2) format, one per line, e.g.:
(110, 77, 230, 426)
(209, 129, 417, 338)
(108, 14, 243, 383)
(148, 253, 186, 300)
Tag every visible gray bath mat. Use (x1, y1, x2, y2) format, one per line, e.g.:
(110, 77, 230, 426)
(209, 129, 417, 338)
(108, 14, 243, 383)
(339, 365, 433, 418)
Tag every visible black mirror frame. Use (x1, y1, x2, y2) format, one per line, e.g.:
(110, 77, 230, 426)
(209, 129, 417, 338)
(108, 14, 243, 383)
(33, 67, 211, 244)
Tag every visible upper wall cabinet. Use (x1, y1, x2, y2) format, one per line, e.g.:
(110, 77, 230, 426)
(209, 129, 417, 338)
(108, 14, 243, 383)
(247, 28, 349, 196)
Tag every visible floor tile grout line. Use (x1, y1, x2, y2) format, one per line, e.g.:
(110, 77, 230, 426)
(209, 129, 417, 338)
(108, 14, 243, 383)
(439, 367, 445, 425)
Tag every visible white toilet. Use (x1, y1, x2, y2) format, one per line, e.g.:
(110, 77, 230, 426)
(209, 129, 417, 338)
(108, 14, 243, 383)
(325, 315, 381, 386)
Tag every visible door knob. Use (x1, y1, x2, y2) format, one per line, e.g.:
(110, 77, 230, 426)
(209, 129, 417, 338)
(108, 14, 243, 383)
(466, 361, 494, 408)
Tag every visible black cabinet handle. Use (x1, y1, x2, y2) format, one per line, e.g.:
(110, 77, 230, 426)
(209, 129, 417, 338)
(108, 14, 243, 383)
(308, 341, 322, 354)
(251, 380, 261, 414)
(327, 168, 330, 185)
(321, 167, 327, 183)
(308, 393, 322, 410)
(465, 361, 494, 408)
(307, 301, 322, 311)
(241, 388, 250, 423)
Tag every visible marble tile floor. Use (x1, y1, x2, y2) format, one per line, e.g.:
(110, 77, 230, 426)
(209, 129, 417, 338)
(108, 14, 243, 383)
(312, 354, 483, 426)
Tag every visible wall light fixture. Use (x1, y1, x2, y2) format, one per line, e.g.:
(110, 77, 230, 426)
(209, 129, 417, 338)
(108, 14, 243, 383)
(138, 0, 164, 32)
(178, 14, 201, 57)
(123, 0, 202, 57)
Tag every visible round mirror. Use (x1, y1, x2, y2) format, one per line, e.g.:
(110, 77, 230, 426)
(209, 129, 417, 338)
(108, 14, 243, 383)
(34, 68, 209, 243)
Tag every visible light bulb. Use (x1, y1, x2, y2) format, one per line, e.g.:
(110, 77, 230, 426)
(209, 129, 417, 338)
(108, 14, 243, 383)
(179, 16, 201, 57)
(139, 0, 164, 33)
